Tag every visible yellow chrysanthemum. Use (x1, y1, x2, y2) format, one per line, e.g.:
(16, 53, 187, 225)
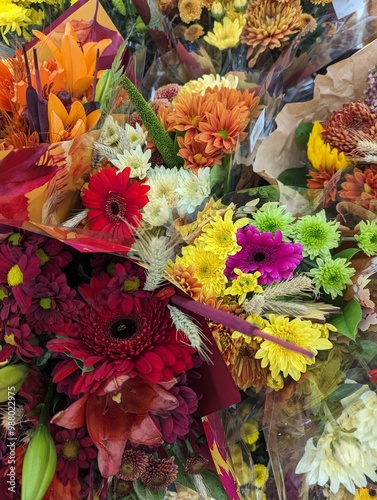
(224, 268, 262, 304)
(266, 373, 284, 391)
(177, 240, 227, 296)
(204, 16, 243, 50)
(197, 209, 248, 259)
(307, 122, 351, 172)
(355, 488, 377, 500)
(0, 0, 32, 41)
(232, 313, 268, 343)
(255, 315, 333, 381)
(240, 421, 259, 446)
(178, 0, 202, 23)
(251, 463, 269, 489)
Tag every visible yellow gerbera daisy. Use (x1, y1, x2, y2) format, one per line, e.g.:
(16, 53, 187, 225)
(198, 209, 249, 259)
(255, 315, 333, 381)
(307, 121, 351, 172)
(204, 16, 243, 50)
(177, 240, 227, 296)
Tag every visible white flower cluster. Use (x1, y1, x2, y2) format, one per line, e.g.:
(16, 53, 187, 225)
(142, 166, 211, 227)
(295, 381, 377, 495)
(94, 116, 151, 179)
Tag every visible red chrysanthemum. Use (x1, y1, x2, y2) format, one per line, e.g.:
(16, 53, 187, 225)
(0, 316, 44, 362)
(117, 449, 148, 481)
(54, 427, 97, 486)
(82, 167, 150, 238)
(0, 245, 41, 313)
(139, 456, 178, 491)
(107, 261, 149, 314)
(48, 293, 196, 394)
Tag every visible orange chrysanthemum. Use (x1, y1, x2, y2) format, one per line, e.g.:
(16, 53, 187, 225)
(307, 166, 338, 207)
(322, 102, 377, 155)
(241, 0, 302, 64)
(167, 92, 217, 133)
(184, 24, 205, 42)
(177, 133, 222, 172)
(208, 86, 261, 119)
(231, 336, 268, 391)
(210, 322, 235, 365)
(339, 164, 377, 211)
(166, 263, 203, 300)
(196, 102, 249, 155)
(178, 0, 203, 23)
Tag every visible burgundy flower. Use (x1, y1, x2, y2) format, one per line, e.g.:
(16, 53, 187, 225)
(107, 261, 149, 314)
(26, 273, 83, 334)
(117, 449, 148, 481)
(0, 316, 43, 362)
(0, 245, 41, 313)
(139, 455, 178, 491)
(225, 226, 303, 285)
(54, 427, 97, 486)
(36, 238, 73, 275)
(0, 284, 18, 321)
(48, 293, 196, 395)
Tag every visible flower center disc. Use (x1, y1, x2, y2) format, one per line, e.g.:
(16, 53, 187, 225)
(111, 317, 139, 339)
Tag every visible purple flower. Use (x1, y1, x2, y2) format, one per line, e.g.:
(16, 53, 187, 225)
(225, 226, 303, 285)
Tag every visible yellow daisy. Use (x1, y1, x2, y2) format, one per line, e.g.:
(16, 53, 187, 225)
(204, 16, 244, 50)
(255, 315, 333, 381)
(197, 209, 249, 259)
(307, 121, 351, 172)
(177, 240, 227, 296)
(224, 268, 262, 304)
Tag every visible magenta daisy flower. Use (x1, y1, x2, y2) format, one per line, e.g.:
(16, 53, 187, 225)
(48, 295, 196, 395)
(0, 245, 41, 313)
(0, 316, 43, 362)
(54, 427, 97, 485)
(82, 167, 150, 238)
(25, 273, 83, 334)
(225, 226, 303, 285)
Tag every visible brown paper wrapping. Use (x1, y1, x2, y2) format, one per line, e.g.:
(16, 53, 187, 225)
(253, 38, 377, 185)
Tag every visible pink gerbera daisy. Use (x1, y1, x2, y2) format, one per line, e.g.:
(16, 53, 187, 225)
(82, 167, 150, 238)
(225, 225, 303, 285)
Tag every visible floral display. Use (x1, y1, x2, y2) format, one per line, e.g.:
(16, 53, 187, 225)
(1, 0, 377, 499)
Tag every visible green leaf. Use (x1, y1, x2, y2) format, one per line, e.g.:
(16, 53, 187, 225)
(133, 480, 166, 500)
(202, 469, 229, 500)
(295, 122, 314, 148)
(333, 247, 361, 261)
(277, 167, 308, 188)
(356, 339, 377, 363)
(328, 298, 362, 341)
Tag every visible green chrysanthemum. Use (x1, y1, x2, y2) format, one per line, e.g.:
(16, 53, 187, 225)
(251, 202, 295, 239)
(308, 258, 355, 299)
(355, 220, 377, 257)
(292, 211, 340, 260)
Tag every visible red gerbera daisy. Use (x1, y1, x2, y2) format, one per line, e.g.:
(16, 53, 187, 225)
(48, 293, 196, 395)
(82, 167, 150, 238)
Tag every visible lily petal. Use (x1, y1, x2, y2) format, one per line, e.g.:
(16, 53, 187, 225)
(51, 394, 89, 429)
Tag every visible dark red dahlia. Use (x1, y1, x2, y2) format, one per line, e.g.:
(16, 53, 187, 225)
(82, 167, 150, 238)
(48, 296, 196, 394)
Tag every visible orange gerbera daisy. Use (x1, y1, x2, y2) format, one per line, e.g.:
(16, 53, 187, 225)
(167, 92, 216, 133)
(177, 133, 222, 172)
(196, 102, 249, 155)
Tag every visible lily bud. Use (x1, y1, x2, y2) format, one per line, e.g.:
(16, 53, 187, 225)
(95, 69, 114, 105)
(0, 364, 29, 402)
(21, 423, 57, 500)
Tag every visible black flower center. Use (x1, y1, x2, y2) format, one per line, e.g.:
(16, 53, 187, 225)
(253, 252, 265, 262)
(111, 317, 139, 339)
(110, 202, 120, 215)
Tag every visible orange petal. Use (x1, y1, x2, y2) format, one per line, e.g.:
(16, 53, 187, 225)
(60, 34, 87, 95)
(51, 394, 89, 428)
(66, 100, 86, 126)
(48, 92, 68, 121)
(86, 109, 101, 131)
(69, 119, 86, 139)
(49, 110, 66, 143)
(83, 39, 112, 75)
(32, 30, 63, 67)
(71, 76, 93, 99)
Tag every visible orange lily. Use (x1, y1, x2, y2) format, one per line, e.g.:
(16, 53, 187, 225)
(0, 60, 14, 112)
(32, 23, 111, 98)
(47, 92, 101, 143)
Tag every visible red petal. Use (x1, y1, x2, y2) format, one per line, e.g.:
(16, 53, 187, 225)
(51, 394, 89, 428)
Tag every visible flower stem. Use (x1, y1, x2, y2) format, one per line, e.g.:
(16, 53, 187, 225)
(39, 379, 55, 426)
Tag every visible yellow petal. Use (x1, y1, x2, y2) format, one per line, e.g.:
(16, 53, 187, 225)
(66, 100, 86, 127)
(69, 119, 86, 139)
(83, 39, 112, 75)
(71, 76, 93, 99)
(49, 110, 66, 143)
(32, 30, 63, 67)
(60, 34, 87, 95)
(48, 92, 68, 122)
(86, 109, 101, 131)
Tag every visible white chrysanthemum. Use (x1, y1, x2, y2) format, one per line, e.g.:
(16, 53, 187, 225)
(99, 115, 121, 146)
(146, 166, 180, 208)
(176, 167, 211, 216)
(295, 423, 370, 494)
(123, 123, 147, 149)
(111, 145, 151, 179)
(142, 196, 171, 227)
(175, 73, 239, 100)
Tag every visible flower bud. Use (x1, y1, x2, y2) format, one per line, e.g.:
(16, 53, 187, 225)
(211, 1, 225, 20)
(234, 0, 248, 12)
(95, 69, 114, 104)
(0, 364, 29, 402)
(21, 423, 57, 500)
